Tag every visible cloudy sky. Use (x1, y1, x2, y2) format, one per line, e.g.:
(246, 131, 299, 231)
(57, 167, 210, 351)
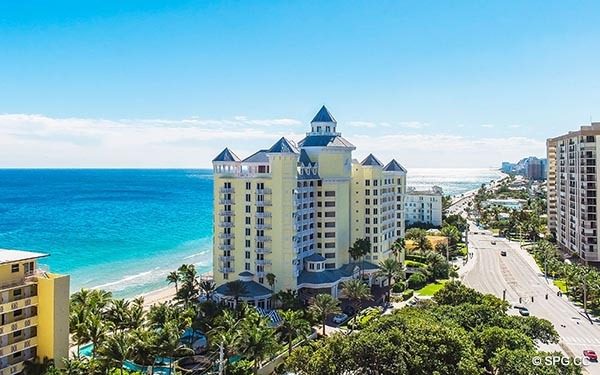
(1, 1, 598, 168)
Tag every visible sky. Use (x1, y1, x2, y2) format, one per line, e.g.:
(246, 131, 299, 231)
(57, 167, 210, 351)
(1, 0, 599, 168)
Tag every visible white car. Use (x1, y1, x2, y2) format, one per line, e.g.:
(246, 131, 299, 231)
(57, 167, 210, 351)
(332, 313, 349, 324)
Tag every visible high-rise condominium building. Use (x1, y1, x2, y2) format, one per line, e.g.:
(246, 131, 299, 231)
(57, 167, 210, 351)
(211, 106, 407, 307)
(0, 250, 70, 375)
(547, 123, 600, 263)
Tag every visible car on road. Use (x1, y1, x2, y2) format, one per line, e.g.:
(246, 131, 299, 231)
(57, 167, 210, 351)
(332, 313, 349, 324)
(491, 241, 496, 245)
(500, 250, 507, 256)
(584, 350, 598, 361)
(518, 307, 530, 316)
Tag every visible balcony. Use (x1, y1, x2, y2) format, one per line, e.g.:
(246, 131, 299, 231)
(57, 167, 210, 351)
(256, 188, 272, 195)
(255, 212, 272, 218)
(0, 362, 26, 375)
(0, 336, 37, 359)
(218, 266, 234, 273)
(255, 223, 272, 230)
(218, 244, 234, 251)
(255, 248, 272, 254)
(218, 233, 235, 239)
(255, 259, 272, 266)
(219, 255, 235, 262)
(0, 296, 38, 315)
(219, 210, 235, 216)
(220, 187, 235, 193)
(255, 200, 272, 207)
(256, 235, 271, 242)
(0, 316, 37, 336)
(219, 199, 234, 205)
(218, 221, 234, 228)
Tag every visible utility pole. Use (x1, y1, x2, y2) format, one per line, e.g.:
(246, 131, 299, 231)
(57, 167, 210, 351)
(219, 343, 225, 375)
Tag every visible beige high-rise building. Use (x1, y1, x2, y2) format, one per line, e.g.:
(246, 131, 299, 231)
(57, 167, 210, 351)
(547, 123, 600, 263)
(211, 106, 407, 307)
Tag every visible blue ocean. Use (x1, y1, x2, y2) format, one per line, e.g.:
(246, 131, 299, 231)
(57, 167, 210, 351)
(0, 168, 501, 297)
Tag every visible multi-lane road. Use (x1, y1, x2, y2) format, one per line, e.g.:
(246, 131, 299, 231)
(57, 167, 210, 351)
(462, 228, 600, 374)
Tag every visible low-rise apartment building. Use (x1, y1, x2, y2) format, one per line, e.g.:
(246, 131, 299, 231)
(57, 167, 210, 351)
(404, 186, 443, 227)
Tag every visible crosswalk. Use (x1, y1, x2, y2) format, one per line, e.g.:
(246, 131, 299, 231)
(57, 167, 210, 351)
(563, 336, 600, 345)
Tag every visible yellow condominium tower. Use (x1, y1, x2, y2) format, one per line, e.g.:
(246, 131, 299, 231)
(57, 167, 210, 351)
(212, 106, 407, 308)
(0, 250, 70, 374)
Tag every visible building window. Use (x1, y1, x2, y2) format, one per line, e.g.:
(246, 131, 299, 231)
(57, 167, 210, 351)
(245, 217, 251, 225)
(324, 242, 335, 248)
(325, 222, 335, 228)
(325, 201, 335, 207)
(245, 251, 250, 259)
(245, 228, 251, 236)
(365, 180, 370, 186)
(246, 206, 251, 213)
(325, 191, 335, 197)
(245, 263, 250, 271)
(245, 240, 251, 247)
(11, 264, 19, 273)
(324, 212, 335, 217)
(325, 232, 335, 238)
(246, 194, 251, 202)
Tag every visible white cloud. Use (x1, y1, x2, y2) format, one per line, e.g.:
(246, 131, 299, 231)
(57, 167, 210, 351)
(400, 121, 430, 129)
(348, 121, 377, 129)
(509, 124, 522, 128)
(481, 124, 495, 128)
(0, 114, 545, 168)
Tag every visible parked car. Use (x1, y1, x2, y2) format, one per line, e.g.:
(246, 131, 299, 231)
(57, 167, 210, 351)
(342, 305, 355, 316)
(332, 313, 349, 324)
(584, 350, 598, 361)
(518, 307, 530, 316)
(491, 241, 497, 245)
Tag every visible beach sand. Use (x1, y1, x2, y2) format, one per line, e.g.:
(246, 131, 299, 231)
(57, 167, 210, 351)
(137, 271, 213, 308)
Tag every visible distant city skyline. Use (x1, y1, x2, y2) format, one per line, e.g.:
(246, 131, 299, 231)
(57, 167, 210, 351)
(1, 1, 598, 167)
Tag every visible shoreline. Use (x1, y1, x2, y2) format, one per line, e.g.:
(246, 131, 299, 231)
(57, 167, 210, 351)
(137, 271, 214, 308)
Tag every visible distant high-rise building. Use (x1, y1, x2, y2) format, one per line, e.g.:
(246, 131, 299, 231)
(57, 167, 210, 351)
(211, 106, 407, 307)
(501, 162, 515, 174)
(547, 123, 600, 263)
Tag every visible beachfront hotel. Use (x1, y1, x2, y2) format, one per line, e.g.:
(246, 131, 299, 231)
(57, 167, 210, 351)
(547, 123, 600, 263)
(0, 250, 69, 375)
(211, 106, 407, 307)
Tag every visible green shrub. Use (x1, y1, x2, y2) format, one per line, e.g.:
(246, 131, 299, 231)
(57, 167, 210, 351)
(404, 260, 427, 268)
(392, 282, 406, 293)
(402, 289, 414, 300)
(408, 273, 427, 289)
(405, 254, 428, 263)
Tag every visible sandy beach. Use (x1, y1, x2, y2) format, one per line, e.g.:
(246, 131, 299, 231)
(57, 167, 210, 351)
(137, 271, 214, 308)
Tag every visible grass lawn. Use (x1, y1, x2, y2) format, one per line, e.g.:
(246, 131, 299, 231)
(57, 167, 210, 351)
(553, 279, 567, 294)
(416, 280, 449, 296)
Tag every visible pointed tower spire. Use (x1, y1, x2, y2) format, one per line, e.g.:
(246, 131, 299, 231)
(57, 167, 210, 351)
(310, 105, 337, 135)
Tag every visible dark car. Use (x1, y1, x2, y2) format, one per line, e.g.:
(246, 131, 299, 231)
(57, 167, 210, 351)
(500, 251, 507, 256)
(342, 305, 355, 316)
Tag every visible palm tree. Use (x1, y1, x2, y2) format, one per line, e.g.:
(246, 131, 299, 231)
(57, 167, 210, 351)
(84, 314, 109, 357)
(341, 279, 372, 331)
(266, 273, 276, 290)
(225, 280, 248, 308)
(377, 258, 404, 302)
(167, 271, 179, 293)
(309, 294, 341, 336)
(278, 310, 311, 355)
(349, 238, 371, 276)
(107, 299, 131, 331)
(440, 225, 461, 249)
(415, 236, 433, 254)
(99, 332, 132, 375)
(23, 357, 54, 375)
(391, 237, 406, 261)
(155, 321, 194, 374)
(200, 279, 216, 300)
(239, 320, 281, 374)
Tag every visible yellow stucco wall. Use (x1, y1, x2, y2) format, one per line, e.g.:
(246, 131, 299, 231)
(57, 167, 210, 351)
(37, 274, 70, 367)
